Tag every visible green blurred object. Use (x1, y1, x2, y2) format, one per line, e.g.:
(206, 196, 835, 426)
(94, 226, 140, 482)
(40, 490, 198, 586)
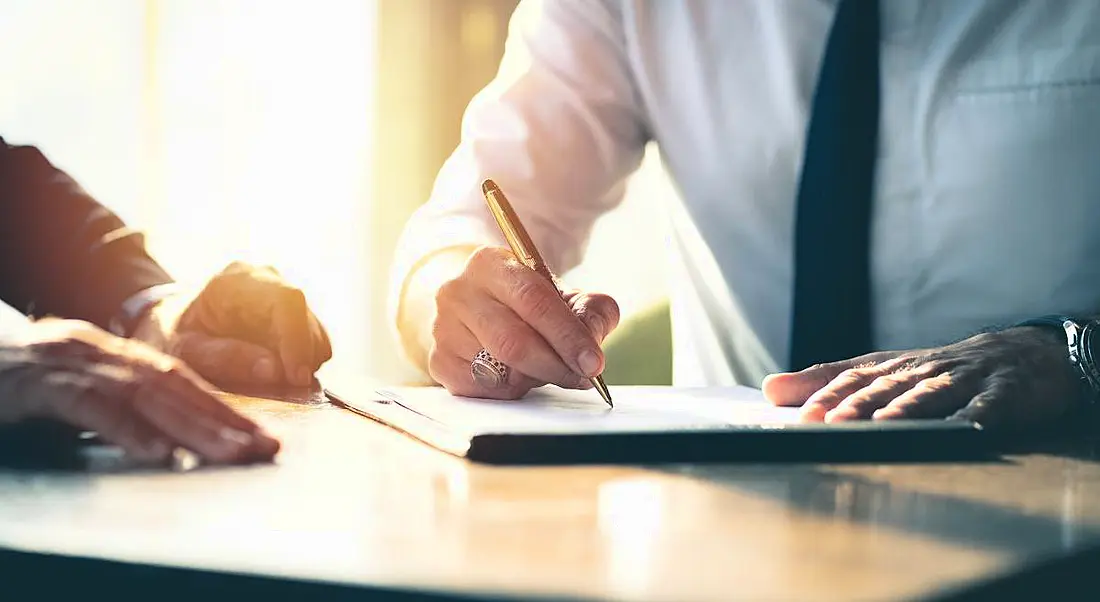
(600, 299, 672, 385)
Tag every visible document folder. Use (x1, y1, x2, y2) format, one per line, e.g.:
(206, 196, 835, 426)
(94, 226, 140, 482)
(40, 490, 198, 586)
(323, 384, 989, 465)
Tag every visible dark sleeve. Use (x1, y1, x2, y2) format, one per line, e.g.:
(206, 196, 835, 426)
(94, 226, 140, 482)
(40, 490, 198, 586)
(0, 137, 174, 329)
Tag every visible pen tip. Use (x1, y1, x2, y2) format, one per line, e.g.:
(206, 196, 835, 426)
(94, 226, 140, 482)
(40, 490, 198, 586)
(482, 179, 499, 196)
(592, 377, 613, 408)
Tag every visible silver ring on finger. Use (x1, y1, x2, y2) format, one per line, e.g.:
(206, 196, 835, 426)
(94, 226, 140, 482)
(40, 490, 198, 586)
(471, 348, 510, 388)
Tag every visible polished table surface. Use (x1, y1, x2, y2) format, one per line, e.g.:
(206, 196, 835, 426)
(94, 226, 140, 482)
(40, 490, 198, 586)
(1, 386, 1099, 601)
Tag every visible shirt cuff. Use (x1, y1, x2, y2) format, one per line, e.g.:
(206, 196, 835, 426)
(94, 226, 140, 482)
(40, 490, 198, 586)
(108, 283, 181, 337)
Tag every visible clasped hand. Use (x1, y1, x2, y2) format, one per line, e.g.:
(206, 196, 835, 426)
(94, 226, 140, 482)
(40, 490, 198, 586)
(0, 262, 331, 465)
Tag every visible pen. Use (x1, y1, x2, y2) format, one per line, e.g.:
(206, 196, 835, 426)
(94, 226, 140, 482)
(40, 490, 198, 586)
(481, 179, 614, 408)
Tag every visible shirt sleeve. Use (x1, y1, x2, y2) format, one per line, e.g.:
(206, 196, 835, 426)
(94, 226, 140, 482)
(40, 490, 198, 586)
(108, 283, 181, 337)
(0, 137, 175, 330)
(387, 0, 651, 343)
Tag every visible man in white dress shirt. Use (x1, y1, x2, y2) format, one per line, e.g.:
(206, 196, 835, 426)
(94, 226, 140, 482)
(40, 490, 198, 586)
(390, 0, 1100, 430)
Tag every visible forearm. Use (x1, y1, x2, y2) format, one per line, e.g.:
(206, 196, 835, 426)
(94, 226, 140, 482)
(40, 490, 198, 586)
(0, 139, 173, 328)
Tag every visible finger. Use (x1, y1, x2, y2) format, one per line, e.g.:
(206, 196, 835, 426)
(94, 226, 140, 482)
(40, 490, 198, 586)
(132, 384, 259, 464)
(797, 360, 904, 422)
(126, 356, 280, 461)
(760, 354, 877, 407)
(271, 288, 315, 386)
(948, 390, 1003, 428)
(132, 370, 279, 463)
(872, 372, 964, 421)
(172, 332, 283, 386)
(478, 252, 604, 377)
(109, 336, 258, 429)
(569, 292, 621, 342)
(153, 363, 279, 447)
(308, 311, 334, 367)
(37, 371, 174, 463)
(23, 322, 278, 463)
(430, 351, 541, 400)
(428, 319, 549, 395)
(426, 318, 481, 388)
(448, 287, 590, 390)
(826, 362, 948, 422)
(947, 374, 1024, 429)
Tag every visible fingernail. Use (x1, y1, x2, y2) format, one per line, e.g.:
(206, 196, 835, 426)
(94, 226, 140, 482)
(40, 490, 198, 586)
(577, 350, 601, 377)
(872, 408, 899, 420)
(252, 358, 276, 382)
(799, 405, 826, 423)
(296, 367, 312, 386)
(221, 428, 253, 447)
(252, 429, 281, 456)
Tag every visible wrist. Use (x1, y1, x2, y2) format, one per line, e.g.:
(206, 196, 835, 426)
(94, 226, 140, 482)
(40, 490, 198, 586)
(397, 245, 478, 374)
(1013, 315, 1100, 410)
(129, 289, 190, 352)
(109, 283, 180, 339)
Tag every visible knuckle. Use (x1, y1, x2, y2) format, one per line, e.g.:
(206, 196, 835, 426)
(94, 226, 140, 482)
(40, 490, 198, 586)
(491, 332, 528, 366)
(840, 394, 873, 410)
(512, 279, 555, 318)
(468, 245, 507, 270)
(595, 295, 621, 326)
(429, 315, 448, 344)
(807, 360, 848, 377)
(968, 332, 997, 347)
(160, 360, 189, 381)
(223, 260, 252, 274)
(435, 276, 465, 304)
(278, 286, 307, 310)
(909, 359, 940, 375)
(34, 337, 97, 359)
(838, 367, 869, 382)
(916, 377, 950, 393)
(871, 373, 906, 389)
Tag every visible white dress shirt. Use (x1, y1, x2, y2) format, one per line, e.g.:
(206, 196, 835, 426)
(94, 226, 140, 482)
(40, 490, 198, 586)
(390, 0, 1100, 387)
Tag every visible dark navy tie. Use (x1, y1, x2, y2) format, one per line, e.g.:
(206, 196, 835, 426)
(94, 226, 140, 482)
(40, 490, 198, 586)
(789, 0, 881, 371)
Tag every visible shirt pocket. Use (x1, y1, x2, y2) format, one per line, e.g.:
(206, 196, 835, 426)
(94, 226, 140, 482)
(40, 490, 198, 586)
(951, 45, 1100, 103)
(922, 45, 1100, 329)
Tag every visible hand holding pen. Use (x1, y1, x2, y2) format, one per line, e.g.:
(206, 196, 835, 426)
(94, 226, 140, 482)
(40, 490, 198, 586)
(420, 180, 620, 403)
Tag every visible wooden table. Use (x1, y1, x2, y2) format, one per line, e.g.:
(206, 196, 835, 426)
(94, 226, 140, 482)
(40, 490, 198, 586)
(1, 387, 1099, 601)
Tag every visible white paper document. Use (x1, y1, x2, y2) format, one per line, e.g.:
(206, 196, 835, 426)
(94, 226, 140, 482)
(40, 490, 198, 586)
(370, 385, 800, 436)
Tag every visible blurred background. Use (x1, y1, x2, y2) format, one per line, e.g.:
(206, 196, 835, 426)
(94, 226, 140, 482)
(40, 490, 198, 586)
(0, 0, 676, 386)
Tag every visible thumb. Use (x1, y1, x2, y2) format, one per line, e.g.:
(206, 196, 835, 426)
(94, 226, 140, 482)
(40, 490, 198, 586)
(170, 332, 282, 388)
(761, 360, 857, 407)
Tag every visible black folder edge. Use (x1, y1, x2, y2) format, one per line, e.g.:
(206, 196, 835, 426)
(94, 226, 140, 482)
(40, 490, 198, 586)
(323, 387, 995, 465)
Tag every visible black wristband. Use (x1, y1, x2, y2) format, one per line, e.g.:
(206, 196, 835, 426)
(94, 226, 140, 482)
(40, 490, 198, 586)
(1013, 315, 1077, 331)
